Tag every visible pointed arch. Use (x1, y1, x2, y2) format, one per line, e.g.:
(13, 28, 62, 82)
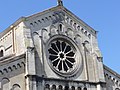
(42, 28, 49, 43)
(74, 34, 81, 44)
(67, 28, 74, 38)
(33, 31, 40, 48)
(50, 25, 57, 36)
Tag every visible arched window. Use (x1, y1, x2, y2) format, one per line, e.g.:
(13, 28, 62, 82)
(115, 88, 120, 90)
(58, 85, 63, 90)
(78, 87, 82, 90)
(83, 87, 87, 90)
(52, 85, 56, 90)
(84, 31, 87, 36)
(71, 86, 75, 90)
(1, 78, 10, 90)
(0, 50, 3, 57)
(50, 25, 57, 36)
(45, 84, 50, 90)
(65, 86, 69, 90)
(12, 84, 21, 90)
(59, 24, 62, 32)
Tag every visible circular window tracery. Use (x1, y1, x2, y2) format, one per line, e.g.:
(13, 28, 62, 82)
(48, 40, 76, 72)
(46, 36, 82, 77)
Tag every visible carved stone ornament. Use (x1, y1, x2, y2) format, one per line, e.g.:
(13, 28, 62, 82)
(46, 35, 83, 77)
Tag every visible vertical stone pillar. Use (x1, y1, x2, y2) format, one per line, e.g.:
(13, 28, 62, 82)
(63, 86, 65, 90)
(97, 84, 102, 90)
(25, 47, 37, 90)
(26, 47, 36, 75)
(97, 57, 105, 82)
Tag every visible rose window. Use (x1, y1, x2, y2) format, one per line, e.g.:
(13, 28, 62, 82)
(48, 39, 78, 74)
(46, 35, 83, 77)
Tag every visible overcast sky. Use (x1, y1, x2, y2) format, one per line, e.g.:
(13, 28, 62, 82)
(0, 0, 120, 74)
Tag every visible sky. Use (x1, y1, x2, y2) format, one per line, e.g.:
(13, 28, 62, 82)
(0, 0, 120, 74)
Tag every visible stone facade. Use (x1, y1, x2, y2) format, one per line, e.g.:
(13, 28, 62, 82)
(0, 4, 120, 90)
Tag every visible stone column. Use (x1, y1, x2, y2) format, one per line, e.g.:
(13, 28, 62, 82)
(25, 47, 37, 90)
(97, 84, 101, 90)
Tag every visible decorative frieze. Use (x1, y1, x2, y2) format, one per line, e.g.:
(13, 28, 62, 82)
(65, 16, 92, 39)
(44, 84, 88, 90)
(0, 61, 25, 76)
(105, 69, 120, 89)
(29, 11, 65, 28)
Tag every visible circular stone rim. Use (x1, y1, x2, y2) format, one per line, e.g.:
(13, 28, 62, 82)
(46, 35, 83, 77)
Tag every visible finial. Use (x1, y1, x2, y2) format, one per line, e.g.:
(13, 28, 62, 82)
(57, 0, 63, 6)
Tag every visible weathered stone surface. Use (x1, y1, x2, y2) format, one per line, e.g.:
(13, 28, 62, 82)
(0, 4, 119, 90)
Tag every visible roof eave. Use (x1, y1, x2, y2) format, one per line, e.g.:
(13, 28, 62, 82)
(0, 17, 26, 38)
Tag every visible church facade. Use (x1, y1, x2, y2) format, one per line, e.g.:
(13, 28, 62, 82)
(0, 2, 120, 90)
